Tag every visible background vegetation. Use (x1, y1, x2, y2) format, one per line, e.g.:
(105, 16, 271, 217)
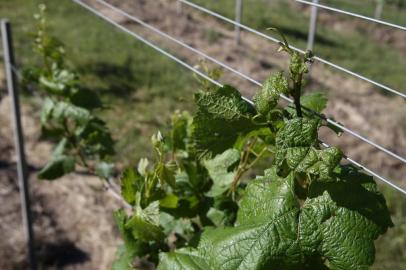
(0, 0, 405, 269)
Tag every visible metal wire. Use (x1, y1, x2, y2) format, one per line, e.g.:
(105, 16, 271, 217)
(296, 0, 406, 31)
(320, 142, 406, 195)
(95, 0, 262, 88)
(179, 0, 406, 99)
(72, 0, 222, 89)
(72, 0, 406, 195)
(96, 0, 406, 164)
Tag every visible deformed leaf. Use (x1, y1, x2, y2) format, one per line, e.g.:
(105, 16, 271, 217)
(300, 165, 394, 269)
(275, 117, 342, 182)
(192, 85, 256, 158)
(203, 148, 240, 197)
(158, 166, 393, 270)
(253, 72, 288, 115)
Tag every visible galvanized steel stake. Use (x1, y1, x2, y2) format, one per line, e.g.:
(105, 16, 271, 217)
(307, 0, 319, 51)
(235, 0, 243, 44)
(1, 20, 37, 270)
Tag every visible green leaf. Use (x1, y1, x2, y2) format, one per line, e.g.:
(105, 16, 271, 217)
(233, 127, 274, 151)
(38, 154, 75, 180)
(46, 100, 91, 126)
(158, 166, 392, 270)
(275, 118, 342, 182)
(253, 72, 288, 115)
(159, 212, 194, 238)
(156, 163, 177, 188)
(121, 168, 143, 205)
(137, 158, 149, 176)
(40, 97, 55, 125)
(171, 111, 192, 152)
(301, 165, 393, 269)
(206, 207, 227, 227)
(95, 162, 114, 179)
(203, 149, 240, 197)
(111, 245, 135, 270)
(77, 118, 115, 158)
(300, 92, 328, 113)
(290, 52, 308, 75)
(70, 88, 102, 110)
(157, 248, 210, 270)
(160, 194, 179, 209)
(192, 85, 256, 158)
(39, 65, 77, 95)
(113, 210, 149, 269)
(125, 201, 165, 242)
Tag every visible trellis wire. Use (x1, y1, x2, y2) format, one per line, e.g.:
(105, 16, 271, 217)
(296, 0, 406, 31)
(179, 0, 406, 99)
(96, 0, 406, 165)
(72, 0, 406, 196)
(71, 0, 222, 90)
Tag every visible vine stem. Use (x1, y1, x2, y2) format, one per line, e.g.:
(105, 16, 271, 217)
(70, 131, 132, 210)
(229, 139, 269, 198)
(293, 73, 303, 118)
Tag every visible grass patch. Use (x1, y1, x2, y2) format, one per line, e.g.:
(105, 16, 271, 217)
(0, 0, 197, 164)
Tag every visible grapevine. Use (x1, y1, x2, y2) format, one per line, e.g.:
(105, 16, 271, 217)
(28, 5, 393, 270)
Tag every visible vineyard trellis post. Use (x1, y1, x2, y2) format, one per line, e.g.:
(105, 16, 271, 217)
(307, 0, 319, 51)
(176, 0, 183, 15)
(1, 20, 37, 270)
(235, 0, 243, 44)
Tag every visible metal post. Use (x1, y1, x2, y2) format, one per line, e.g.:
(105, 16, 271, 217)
(176, 0, 183, 15)
(1, 20, 37, 270)
(234, 0, 243, 45)
(307, 0, 319, 51)
(374, 0, 384, 19)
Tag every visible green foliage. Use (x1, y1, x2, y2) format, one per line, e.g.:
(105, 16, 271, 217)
(275, 118, 343, 182)
(192, 85, 256, 158)
(203, 149, 240, 197)
(158, 166, 392, 270)
(153, 33, 393, 270)
(300, 92, 328, 113)
(26, 7, 393, 269)
(253, 71, 288, 115)
(28, 5, 114, 180)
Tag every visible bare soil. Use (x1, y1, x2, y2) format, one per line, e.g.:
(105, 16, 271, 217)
(0, 95, 121, 269)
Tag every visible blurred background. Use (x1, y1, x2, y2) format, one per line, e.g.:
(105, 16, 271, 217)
(0, 0, 405, 269)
